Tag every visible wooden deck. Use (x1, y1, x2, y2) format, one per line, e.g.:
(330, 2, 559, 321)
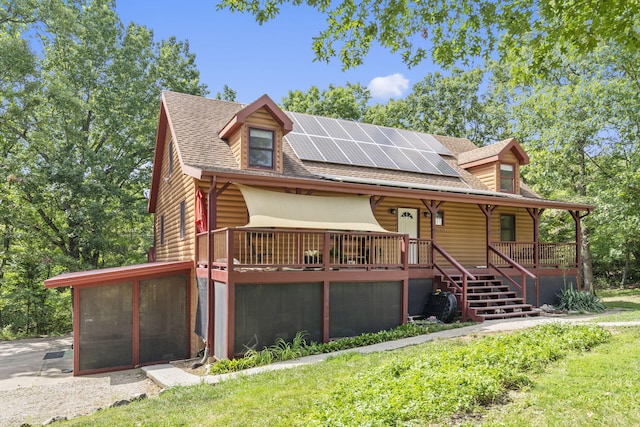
(196, 228, 577, 272)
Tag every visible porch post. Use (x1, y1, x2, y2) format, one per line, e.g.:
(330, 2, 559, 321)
(570, 210, 582, 289)
(206, 176, 216, 353)
(421, 199, 444, 266)
(322, 280, 330, 343)
(478, 204, 497, 266)
(526, 208, 544, 269)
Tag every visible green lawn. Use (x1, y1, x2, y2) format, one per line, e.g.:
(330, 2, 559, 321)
(61, 324, 616, 427)
(593, 288, 640, 322)
(59, 288, 640, 427)
(475, 327, 640, 426)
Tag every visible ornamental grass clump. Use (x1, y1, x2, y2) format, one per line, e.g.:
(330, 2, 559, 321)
(557, 287, 606, 313)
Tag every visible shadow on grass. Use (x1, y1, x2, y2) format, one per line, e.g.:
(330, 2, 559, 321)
(603, 300, 640, 310)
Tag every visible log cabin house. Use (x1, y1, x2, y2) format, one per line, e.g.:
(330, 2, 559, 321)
(45, 90, 593, 375)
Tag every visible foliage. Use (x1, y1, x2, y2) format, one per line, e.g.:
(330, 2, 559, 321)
(218, 0, 640, 77)
(63, 324, 616, 426)
(306, 324, 610, 425)
(209, 321, 468, 374)
(282, 69, 510, 145)
(478, 327, 640, 426)
(556, 287, 606, 313)
(0, 0, 206, 336)
(281, 82, 370, 121)
(215, 84, 237, 102)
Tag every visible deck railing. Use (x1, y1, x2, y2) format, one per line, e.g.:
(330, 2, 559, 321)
(197, 228, 406, 270)
(408, 238, 433, 267)
(490, 242, 578, 268)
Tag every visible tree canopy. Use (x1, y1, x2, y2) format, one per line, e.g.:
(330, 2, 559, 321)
(219, 0, 640, 78)
(0, 0, 206, 335)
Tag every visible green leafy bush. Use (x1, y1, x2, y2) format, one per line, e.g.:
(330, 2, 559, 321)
(305, 324, 611, 425)
(209, 321, 467, 375)
(557, 287, 606, 312)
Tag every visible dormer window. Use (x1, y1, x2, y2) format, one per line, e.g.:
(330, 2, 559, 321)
(500, 164, 515, 192)
(249, 128, 275, 168)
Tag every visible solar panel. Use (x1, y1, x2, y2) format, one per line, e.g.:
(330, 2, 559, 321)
(378, 145, 421, 172)
(360, 123, 394, 146)
(284, 111, 459, 177)
(310, 136, 350, 164)
(285, 133, 325, 162)
(378, 127, 413, 148)
(294, 113, 329, 137)
(400, 148, 440, 175)
(417, 133, 452, 155)
(396, 129, 434, 152)
(338, 120, 373, 143)
(316, 116, 351, 140)
(335, 139, 376, 167)
(358, 143, 398, 169)
(419, 151, 460, 176)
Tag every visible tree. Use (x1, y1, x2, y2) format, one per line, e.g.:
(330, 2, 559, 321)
(216, 84, 238, 102)
(500, 46, 640, 289)
(365, 68, 510, 145)
(0, 0, 207, 334)
(218, 0, 640, 76)
(281, 83, 370, 120)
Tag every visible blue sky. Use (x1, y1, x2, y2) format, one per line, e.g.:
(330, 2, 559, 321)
(116, 1, 444, 104)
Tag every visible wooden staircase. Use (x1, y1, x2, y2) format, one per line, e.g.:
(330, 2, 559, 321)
(438, 274, 540, 322)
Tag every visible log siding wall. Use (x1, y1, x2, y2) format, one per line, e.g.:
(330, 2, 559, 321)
(154, 129, 200, 356)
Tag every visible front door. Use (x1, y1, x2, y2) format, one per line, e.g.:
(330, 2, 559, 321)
(398, 208, 418, 263)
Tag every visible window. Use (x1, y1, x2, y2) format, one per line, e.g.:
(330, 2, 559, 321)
(249, 128, 274, 168)
(500, 214, 516, 241)
(435, 211, 444, 226)
(168, 141, 174, 175)
(179, 201, 186, 240)
(160, 215, 165, 245)
(500, 164, 515, 192)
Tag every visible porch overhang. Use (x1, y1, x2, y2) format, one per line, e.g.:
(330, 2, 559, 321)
(237, 185, 389, 232)
(44, 261, 193, 288)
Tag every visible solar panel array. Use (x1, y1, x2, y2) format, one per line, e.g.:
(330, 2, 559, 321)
(285, 112, 460, 177)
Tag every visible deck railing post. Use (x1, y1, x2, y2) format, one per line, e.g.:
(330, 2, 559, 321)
(323, 232, 330, 271)
(402, 234, 409, 270)
(461, 275, 468, 322)
(226, 228, 234, 270)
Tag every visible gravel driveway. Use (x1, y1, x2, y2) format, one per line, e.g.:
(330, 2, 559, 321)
(0, 335, 161, 426)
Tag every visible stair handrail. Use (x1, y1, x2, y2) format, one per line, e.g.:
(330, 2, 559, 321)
(488, 244, 537, 305)
(432, 242, 476, 321)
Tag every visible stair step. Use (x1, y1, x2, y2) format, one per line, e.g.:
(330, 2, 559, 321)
(469, 298, 525, 307)
(467, 291, 517, 299)
(469, 303, 535, 314)
(467, 286, 511, 293)
(477, 310, 541, 320)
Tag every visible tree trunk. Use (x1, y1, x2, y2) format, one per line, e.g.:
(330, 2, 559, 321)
(621, 248, 631, 287)
(581, 224, 594, 292)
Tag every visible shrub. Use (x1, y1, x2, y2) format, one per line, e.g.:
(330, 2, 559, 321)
(306, 324, 612, 425)
(556, 287, 606, 312)
(208, 321, 468, 375)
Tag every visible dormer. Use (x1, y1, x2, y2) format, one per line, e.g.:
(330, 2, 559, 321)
(219, 94, 293, 173)
(457, 138, 529, 194)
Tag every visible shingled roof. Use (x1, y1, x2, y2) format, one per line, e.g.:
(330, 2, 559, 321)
(153, 91, 590, 210)
(457, 138, 529, 167)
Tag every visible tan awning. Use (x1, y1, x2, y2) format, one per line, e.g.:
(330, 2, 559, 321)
(238, 185, 389, 232)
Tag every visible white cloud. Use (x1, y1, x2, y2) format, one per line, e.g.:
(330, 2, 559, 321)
(367, 73, 410, 99)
